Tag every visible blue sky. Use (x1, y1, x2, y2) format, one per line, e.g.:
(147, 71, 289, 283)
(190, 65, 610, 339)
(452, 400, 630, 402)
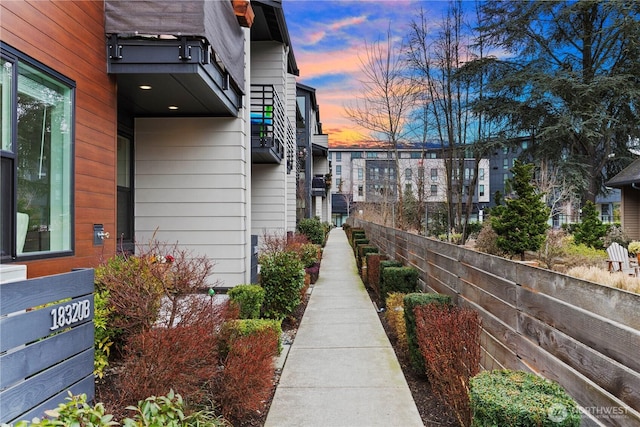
(283, 0, 453, 147)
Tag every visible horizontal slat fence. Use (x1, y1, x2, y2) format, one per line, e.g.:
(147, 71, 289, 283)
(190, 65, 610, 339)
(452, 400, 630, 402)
(353, 219, 640, 427)
(0, 269, 95, 424)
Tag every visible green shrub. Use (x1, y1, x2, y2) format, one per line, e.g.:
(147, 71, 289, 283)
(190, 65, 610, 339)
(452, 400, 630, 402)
(298, 243, 320, 268)
(357, 244, 378, 269)
(470, 370, 580, 427)
(380, 266, 418, 305)
(260, 251, 305, 320)
(403, 293, 452, 373)
(93, 286, 113, 379)
(297, 217, 326, 245)
(352, 238, 369, 255)
(378, 260, 403, 306)
(10, 391, 230, 427)
(350, 230, 366, 246)
(573, 201, 607, 250)
(227, 284, 265, 319)
(220, 318, 283, 356)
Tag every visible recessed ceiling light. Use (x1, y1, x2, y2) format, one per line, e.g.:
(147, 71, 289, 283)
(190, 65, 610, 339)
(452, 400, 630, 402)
(168, 105, 179, 110)
(139, 85, 152, 90)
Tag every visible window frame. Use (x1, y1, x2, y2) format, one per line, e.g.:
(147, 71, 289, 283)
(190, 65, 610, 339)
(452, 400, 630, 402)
(1, 43, 75, 262)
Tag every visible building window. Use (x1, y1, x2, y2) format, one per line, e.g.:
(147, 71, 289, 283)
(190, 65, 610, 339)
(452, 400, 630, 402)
(1, 46, 74, 260)
(367, 151, 377, 158)
(521, 140, 528, 150)
(352, 151, 362, 159)
(336, 165, 342, 176)
(410, 152, 421, 159)
(357, 168, 363, 180)
(431, 168, 438, 180)
(479, 168, 485, 181)
(430, 185, 437, 195)
(336, 178, 342, 188)
(405, 168, 412, 180)
(479, 184, 485, 197)
(335, 152, 342, 162)
(358, 185, 363, 197)
(426, 152, 437, 159)
(503, 158, 509, 169)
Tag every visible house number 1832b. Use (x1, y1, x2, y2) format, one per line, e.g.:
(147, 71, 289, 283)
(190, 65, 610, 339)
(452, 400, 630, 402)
(50, 299, 91, 330)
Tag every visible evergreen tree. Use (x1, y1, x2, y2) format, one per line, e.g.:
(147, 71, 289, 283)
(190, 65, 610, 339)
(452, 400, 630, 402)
(490, 161, 550, 260)
(573, 200, 607, 250)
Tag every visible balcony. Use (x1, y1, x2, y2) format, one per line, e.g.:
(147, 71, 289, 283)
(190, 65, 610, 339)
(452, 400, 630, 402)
(311, 175, 327, 197)
(251, 85, 285, 164)
(105, 0, 245, 116)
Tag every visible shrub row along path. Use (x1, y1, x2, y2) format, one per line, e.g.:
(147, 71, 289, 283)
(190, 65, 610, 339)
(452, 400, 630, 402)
(265, 228, 423, 427)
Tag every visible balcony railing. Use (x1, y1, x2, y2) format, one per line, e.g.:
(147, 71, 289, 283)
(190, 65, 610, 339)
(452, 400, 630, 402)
(251, 85, 285, 164)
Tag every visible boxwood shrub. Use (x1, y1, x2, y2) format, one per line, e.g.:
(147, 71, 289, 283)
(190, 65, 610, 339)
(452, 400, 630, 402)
(470, 370, 581, 426)
(403, 293, 452, 373)
(378, 260, 403, 306)
(357, 244, 378, 270)
(227, 284, 265, 319)
(380, 266, 418, 304)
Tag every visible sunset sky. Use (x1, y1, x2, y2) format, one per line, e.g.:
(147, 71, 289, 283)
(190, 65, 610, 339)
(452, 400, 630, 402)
(283, 0, 452, 148)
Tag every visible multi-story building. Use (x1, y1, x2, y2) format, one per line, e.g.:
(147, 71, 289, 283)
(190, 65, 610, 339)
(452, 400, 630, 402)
(331, 139, 621, 228)
(296, 83, 331, 223)
(329, 144, 490, 226)
(1, 0, 328, 287)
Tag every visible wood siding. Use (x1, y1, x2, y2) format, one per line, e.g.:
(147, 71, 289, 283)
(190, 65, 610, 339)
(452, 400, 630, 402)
(1, 0, 118, 277)
(622, 187, 640, 240)
(353, 219, 640, 426)
(135, 117, 249, 287)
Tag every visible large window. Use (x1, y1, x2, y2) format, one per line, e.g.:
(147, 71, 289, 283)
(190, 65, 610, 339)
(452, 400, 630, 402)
(1, 45, 74, 260)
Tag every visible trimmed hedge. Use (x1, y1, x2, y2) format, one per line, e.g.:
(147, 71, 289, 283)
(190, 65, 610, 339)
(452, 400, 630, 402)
(227, 284, 265, 319)
(380, 266, 418, 305)
(470, 370, 581, 426)
(220, 318, 283, 356)
(378, 260, 403, 306)
(403, 293, 452, 373)
(357, 244, 378, 270)
(366, 253, 387, 297)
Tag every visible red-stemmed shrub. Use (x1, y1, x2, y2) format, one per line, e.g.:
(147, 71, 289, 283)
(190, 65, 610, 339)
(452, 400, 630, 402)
(214, 330, 279, 422)
(116, 300, 232, 408)
(415, 304, 481, 427)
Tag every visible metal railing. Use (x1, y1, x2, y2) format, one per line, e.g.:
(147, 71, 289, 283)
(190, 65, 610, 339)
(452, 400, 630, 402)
(250, 85, 285, 162)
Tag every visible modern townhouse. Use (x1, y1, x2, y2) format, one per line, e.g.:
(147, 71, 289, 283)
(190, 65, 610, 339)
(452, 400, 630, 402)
(1, 0, 328, 287)
(296, 83, 331, 223)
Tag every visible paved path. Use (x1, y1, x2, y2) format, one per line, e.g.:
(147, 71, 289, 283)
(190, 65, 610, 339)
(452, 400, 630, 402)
(264, 228, 423, 427)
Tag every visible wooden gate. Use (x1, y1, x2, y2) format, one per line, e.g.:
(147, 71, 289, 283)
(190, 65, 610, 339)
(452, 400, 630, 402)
(0, 269, 95, 424)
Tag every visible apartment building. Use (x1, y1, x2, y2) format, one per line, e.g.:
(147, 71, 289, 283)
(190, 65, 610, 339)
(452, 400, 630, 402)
(329, 144, 490, 226)
(330, 140, 621, 228)
(1, 0, 328, 287)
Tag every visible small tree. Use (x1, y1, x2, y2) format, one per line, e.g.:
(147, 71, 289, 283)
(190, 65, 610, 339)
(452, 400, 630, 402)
(573, 200, 607, 250)
(490, 161, 550, 260)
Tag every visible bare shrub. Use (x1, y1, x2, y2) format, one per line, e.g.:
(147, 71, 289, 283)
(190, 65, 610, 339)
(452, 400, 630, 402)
(415, 304, 481, 427)
(539, 229, 568, 269)
(474, 222, 501, 255)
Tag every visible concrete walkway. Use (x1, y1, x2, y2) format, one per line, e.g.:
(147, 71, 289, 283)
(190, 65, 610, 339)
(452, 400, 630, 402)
(264, 228, 423, 427)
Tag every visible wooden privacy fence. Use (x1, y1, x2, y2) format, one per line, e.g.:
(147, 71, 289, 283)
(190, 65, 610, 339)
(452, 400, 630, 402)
(0, 269, 95, 424)
(352, 219, 640, 427)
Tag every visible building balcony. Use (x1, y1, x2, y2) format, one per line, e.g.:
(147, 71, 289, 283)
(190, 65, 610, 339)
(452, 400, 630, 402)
(311, 175, 327, 197)
(251, 85, 286, 164)
(105, 0, 245, 116)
